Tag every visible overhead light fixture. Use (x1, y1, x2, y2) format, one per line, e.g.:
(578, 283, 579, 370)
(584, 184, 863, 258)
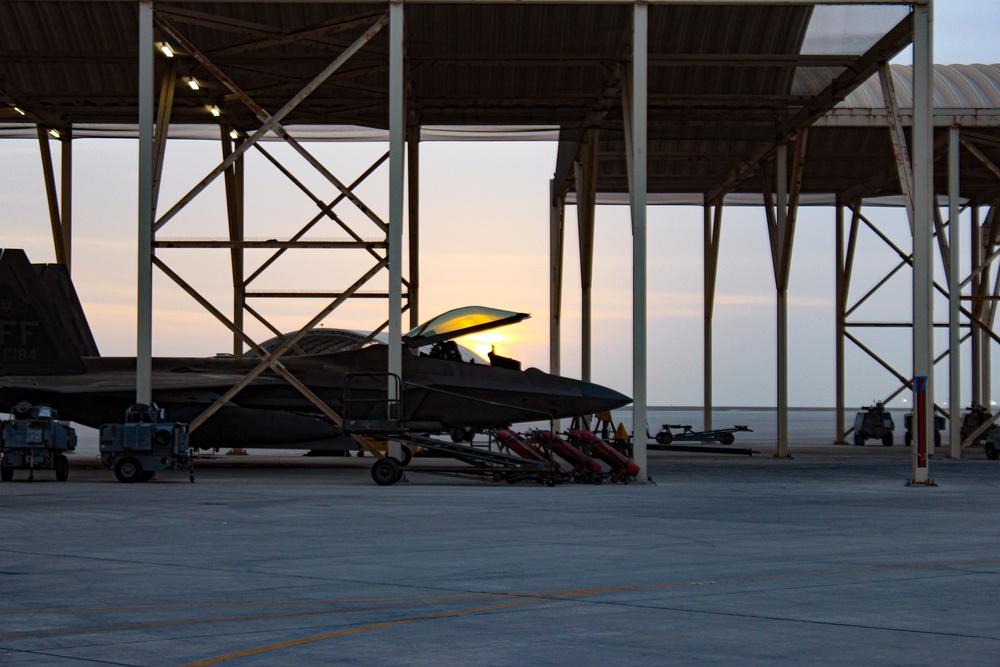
(209, 105, 221, 117)
(13, 106, 25, 116)
(160, 42, 175, 58)
(229, 129, 240, 140)
(186, 77, 200, 91)
(48, 128, 60, 139)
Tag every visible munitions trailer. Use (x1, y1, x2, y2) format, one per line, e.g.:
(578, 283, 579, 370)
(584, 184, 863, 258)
(100, 404, 192, 483)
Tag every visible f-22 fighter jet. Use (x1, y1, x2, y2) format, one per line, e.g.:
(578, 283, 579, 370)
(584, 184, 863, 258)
(0, 249, 630, 452)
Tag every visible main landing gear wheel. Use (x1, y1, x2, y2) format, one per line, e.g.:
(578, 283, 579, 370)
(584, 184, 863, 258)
(371, 457, 403, 486)
(114, 458, 143, 484)
(655, 431, 673, 445)
(0, 464, 12, 482)
(987, 443, 999, 460)
(399, 445, 413, 467)
(55, 454, 69, 482)
(719, 432, 735, 445)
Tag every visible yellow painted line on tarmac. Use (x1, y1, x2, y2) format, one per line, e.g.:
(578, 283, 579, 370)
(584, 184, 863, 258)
(180, 557, 1000, 666)
(0, 595, 498, 640)
(182, 598, 544, 667)
(0, 592, 501, 616)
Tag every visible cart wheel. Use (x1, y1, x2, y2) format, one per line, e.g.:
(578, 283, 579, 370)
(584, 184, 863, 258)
(371, 457, 402, 486)
(881, 433, 893, 447)
(114, 458, 143, 484)
(545, 474, 556, 488)
(719, 432, 736, 445)
(905, 431, 912, 447)
(854, 433, 867, 447)
(139, 471, 156, 483)
(987, 443, 999, 460)
(399, 445, 413, 467)
(1, 464, 12, 482)
(589, 471, 603, 485)
(55, 454, 69, 482)
(655, 431, 673, 445)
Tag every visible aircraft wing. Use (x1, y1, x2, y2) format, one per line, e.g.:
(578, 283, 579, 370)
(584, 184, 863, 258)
(0, 366, 285, 394)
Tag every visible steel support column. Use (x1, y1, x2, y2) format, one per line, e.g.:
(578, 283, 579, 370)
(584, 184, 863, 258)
(909, 0, 934, 484)
(948, 127, 961, 457)
(631, 2, 648, 479)
(222, 130, 245, 356)
(550, 179, 565, 431)
(408, 126, 420, 329)
(137, 0, 154, 404)
(971, 205, 983, 405)
(36, 126, 69, 269)
(835, 203, 859, 444)
(388, 0, 404, 458)
(60, 129, 72, 273)
(775, 144, 790, 457)
(575, 129, 598, 383)
(704, 202, 722, 431)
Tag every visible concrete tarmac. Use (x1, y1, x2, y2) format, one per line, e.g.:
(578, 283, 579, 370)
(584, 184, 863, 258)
(1, 443, 999, 665)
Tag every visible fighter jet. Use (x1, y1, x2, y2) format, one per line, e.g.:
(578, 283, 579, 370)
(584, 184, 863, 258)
(0, 249, 630, 451)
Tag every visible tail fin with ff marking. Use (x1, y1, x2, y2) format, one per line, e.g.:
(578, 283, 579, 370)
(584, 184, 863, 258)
(0, 248, 99, 375)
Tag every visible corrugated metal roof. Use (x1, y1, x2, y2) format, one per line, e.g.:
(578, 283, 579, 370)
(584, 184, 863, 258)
(0, 2, 995, 205)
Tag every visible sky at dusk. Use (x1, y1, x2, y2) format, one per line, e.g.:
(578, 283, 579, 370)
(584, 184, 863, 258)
(2, 0, 999, 409)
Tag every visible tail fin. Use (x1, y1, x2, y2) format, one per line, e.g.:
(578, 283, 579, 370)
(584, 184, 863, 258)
(0, 248, 98, 375)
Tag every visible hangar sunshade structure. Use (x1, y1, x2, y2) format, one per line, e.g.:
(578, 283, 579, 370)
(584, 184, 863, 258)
(1, 0, 994, 483)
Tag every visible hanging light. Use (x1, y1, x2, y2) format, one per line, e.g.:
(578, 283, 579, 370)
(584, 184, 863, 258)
(209, 105, 221, 117)
(229, 128, 240, 140)
(48, 128, 61, 139)
(160, 42, 175, 58)
(13, 106, 26, 116)
(186, 77, 200, 91)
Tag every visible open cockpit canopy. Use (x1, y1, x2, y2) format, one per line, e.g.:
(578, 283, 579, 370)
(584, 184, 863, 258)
(402, 307, 530, 349)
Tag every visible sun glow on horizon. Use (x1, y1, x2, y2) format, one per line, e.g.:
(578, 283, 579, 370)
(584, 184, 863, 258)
(460, 332, 513, 360)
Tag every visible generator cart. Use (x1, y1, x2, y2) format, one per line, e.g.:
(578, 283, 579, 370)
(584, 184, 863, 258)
(1, 402, 76, 482)
(100, 404, 192, 483)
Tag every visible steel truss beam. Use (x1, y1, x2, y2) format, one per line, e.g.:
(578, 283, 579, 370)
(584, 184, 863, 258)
(704, 13, 914, 204)
(132, 7, 403, 444)
(838, 193, 1000, 454)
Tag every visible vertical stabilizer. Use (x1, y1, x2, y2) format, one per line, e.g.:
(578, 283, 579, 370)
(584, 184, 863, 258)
(0, 248, 95, 375)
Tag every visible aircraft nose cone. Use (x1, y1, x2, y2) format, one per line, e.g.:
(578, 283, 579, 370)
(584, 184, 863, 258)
(580, 381, 632, 413)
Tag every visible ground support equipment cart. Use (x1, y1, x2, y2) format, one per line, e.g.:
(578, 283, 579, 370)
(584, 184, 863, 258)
(1, 402, 76, 482)
(99, 404, 192, 483)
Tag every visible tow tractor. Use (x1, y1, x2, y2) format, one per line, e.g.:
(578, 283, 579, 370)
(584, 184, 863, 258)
(99, 404, 193, 483)
(652, 424, 752, 446)
(1, 402, 76, 482)
(852, 401, 895, 446)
